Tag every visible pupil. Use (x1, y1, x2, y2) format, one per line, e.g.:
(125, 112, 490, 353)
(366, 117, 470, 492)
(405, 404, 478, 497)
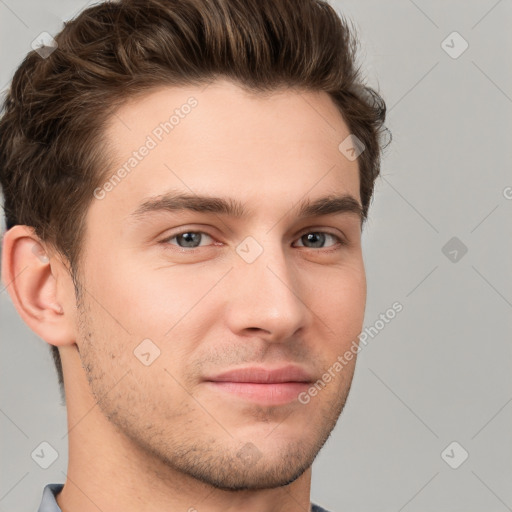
(305, 233, 325, 248)
(179, 232, 200, 247)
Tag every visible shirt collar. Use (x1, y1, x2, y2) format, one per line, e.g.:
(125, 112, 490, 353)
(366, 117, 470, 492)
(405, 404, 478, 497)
(37, 483, 64, 512)
(37, 483, 329, 512)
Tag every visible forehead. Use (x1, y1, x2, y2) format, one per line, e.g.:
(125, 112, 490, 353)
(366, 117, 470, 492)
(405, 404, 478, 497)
(91, 79, 361, 229)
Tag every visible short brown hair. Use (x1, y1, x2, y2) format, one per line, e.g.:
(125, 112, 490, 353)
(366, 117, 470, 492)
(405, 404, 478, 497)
(0, 0, 390, 403)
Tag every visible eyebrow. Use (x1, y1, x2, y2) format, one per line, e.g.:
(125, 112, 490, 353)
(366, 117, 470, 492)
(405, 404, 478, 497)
(130, 190, 365, 225)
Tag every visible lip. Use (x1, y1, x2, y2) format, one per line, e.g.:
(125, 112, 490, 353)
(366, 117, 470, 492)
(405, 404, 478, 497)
(203, 365, 314, 405)
(205, 365, 314, 383)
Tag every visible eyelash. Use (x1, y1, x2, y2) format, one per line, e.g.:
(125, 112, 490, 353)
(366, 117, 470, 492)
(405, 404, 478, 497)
(160, 229, 347, 253)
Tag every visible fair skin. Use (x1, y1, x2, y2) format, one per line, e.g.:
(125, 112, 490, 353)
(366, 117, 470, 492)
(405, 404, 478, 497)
(2, 79, 366, 512)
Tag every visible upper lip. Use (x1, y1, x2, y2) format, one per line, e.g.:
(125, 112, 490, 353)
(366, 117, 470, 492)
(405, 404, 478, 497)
(204, 365, 315, 384)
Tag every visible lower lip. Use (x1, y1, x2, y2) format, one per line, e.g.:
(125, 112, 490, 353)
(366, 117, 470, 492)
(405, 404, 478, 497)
(205, 381, 311, 405)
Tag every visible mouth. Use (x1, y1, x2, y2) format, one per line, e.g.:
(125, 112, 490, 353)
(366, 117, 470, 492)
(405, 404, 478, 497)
(203, 365, 314, 406)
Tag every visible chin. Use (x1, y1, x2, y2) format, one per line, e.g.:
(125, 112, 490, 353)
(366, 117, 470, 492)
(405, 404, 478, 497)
(188, 455, 313, 491)
(156, 435, 320, 492)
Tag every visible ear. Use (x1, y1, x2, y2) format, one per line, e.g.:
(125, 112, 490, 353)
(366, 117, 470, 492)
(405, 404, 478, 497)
(1, 225, 77, 347)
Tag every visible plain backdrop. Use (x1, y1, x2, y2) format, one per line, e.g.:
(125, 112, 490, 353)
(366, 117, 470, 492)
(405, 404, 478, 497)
(1, 1, 511, 511)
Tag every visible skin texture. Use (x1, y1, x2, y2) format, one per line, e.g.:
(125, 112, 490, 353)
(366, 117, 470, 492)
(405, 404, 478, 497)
(2, 79, 367, 512)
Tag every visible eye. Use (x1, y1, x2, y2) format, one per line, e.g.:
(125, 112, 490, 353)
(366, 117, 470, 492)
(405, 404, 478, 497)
(163, 231, 214, 249)
(294, 231, 345, 250)
(161, 229, 346, 251)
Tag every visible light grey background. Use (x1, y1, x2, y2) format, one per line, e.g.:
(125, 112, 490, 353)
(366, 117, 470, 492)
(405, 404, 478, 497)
(1, 1, 511, 511)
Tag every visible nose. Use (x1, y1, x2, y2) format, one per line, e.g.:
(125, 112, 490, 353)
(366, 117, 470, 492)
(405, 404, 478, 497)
(223, 239, 312, 343)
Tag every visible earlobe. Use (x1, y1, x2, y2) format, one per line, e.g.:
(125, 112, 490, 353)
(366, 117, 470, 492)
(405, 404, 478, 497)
(1, 225, 76, 347)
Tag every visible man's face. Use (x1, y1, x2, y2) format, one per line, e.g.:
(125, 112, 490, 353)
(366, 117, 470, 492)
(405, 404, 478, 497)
(73, 79, 366, 490)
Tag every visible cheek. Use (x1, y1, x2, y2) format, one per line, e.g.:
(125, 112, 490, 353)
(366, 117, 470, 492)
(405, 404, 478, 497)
(86, 252, 226, 341)
(306, 263, 366, 342)
(310, 265, 366, 314)
(339, 272, 366, 326)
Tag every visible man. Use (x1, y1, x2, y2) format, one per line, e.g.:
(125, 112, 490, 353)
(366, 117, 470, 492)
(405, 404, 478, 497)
(0, 0, 389, 510)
